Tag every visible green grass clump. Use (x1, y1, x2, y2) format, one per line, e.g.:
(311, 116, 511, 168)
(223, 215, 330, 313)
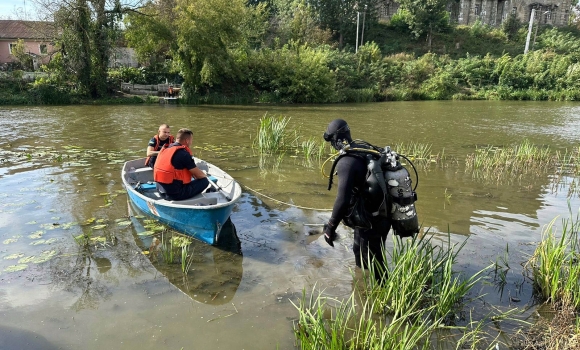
(526, 215, 580, 309)
(466, 139, 555, 181)
(253, 114, 298, 155)
(367, 233, 486, 323)
(293, 233, 493, 349)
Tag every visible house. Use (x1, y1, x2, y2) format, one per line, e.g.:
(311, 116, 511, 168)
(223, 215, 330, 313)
(378, 0, 573, 27)
(0, 20, 56, 70)
(456, 0, 573, 26)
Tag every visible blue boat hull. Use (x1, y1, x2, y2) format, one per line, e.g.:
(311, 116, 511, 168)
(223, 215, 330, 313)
(126, 189, 235, 245)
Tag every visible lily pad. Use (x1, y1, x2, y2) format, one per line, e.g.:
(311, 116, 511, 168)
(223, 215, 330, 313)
(116, 220, 132, 227)
(91, 224, 107, 230)
(25, 220, 37, 225)
(18, 256, 36, 264)
(4, 264, 27, 272)
(28, 230, 44, 239)
(3, 238, 18, 244)
(4, 253, 24, 260)
(32, 250, 57, 263)
(137, 231, 155, 237)
(91, 237, 107, 243)
(62, 222, 78, 230)
(30, 239, 46, 245)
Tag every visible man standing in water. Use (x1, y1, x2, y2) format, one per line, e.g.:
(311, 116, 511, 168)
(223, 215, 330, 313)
(145, 124, 174, 168)
(322, 119, 391, 281)
(154, 128, 211, 201)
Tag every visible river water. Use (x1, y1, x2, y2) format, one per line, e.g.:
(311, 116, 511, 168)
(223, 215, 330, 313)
(0, 101, 579, 349)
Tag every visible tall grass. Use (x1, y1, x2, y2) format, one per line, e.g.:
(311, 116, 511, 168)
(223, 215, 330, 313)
(466, 140, 556, 181)
(526, 215, 580, 309)
(293, 287, 441, 350)
(394, 142, 443, 166)
(366, 233, 487, 323)
(294, 233, 493, 349)
(253, 114, 298, 154)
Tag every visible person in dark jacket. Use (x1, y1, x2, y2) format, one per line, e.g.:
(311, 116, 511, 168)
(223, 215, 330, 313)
(322, 119, 391, 279)
(153, 128, 211, 201)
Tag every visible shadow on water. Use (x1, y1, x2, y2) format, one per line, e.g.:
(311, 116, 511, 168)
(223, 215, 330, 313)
(128, 201, 243, 305)
(0, 325, 60, 350)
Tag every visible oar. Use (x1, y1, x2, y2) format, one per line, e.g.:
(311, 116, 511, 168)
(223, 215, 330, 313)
(207, 176, 232, 201)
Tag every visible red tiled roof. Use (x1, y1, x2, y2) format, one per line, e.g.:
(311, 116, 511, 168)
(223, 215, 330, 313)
(0, 20, 56, 40)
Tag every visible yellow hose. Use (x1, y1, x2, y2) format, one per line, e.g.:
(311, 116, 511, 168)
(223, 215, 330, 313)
(320, 147, 382, 178)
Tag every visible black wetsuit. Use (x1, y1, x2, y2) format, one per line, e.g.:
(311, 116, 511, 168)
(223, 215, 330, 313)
(329, 152, 391, 270)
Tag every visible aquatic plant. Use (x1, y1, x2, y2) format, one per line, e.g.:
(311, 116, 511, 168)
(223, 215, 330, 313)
(526, 215, 580, 309)
(293, 233, 497, 349)
(393, 142, 443, 167)
(466, 140, 556, 182)
(366, 233, 487, 323)
(181, 245, 195, 274)
(253, 114, 299, 154)
(293, 287, 441, 350)
(301, 137, 319, 163)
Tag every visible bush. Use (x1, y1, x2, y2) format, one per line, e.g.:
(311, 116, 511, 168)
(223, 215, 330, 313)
(501, 13, 521, 41)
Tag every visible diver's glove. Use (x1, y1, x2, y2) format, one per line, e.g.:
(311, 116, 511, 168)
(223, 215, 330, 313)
(323, 222, 337, 247)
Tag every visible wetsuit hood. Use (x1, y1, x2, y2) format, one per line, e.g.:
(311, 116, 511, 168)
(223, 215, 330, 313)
(324, 119, 352, 150)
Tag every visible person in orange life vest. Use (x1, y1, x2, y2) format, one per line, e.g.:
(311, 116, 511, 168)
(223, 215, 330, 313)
(145, 124, 174, 168)
(153, 128, 211, 201)
(168, 85, 174, 97)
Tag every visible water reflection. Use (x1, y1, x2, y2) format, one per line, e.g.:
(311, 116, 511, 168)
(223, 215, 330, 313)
(128, 201, 243, 305)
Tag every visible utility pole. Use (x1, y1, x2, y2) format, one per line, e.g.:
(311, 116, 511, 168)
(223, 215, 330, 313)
(356, 11, 360, 53)
(361, 5, 368, 47)
(524, 8, 536, 54)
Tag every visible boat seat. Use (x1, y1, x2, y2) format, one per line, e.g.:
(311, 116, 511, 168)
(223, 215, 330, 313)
(130, 167, 154, 183)
(169, 196, 218, 206)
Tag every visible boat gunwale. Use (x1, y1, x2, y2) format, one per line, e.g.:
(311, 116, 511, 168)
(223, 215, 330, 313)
(122, 158, 242, 210)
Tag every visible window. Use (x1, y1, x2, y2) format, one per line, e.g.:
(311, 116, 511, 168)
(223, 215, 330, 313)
(512, 7, 517, 15)
(40, 44, 47, 54)
(474, 4, 480, 16)
(9, 43, 16, 54)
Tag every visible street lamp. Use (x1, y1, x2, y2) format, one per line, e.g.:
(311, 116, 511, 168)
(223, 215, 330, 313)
(524, 8, 549, 54)
(355, 4, 368, 53)
(361, 5, 368, 47)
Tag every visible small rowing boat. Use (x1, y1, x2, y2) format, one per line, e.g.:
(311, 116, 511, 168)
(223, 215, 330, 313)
(122, 157, 242, 245)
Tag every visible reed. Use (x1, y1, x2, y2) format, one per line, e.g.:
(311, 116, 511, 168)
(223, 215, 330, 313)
(301, 137, 319, 162)
(466, 140, 556, 182)
(365, 233, 487, 323)
(526, 215, 580, 309)
(181, 245, 195, 274)
(253, 114, 299, 154)
(393, 142, 442, 166)
(292, 287, 440, 350)
(293, 233, 495, 349)
(160, 232, 176, 264)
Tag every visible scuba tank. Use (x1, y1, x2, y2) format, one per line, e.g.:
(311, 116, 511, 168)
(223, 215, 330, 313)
(326, 142, 419, 238)
(381, 146, 419, 237)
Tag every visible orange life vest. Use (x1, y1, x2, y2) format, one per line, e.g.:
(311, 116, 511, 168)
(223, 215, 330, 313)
(145, 134, 175, 166)
(153, 144, 192, 185)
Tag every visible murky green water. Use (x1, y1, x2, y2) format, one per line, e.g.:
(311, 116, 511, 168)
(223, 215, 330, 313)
(1, 101, 579, 349)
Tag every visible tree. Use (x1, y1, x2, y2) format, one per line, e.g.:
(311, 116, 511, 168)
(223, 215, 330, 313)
(32, 0, 127, 97)
(273, 0, 332, 46)
(309, 0, 380, 48)
(174, 0, 247, 98)
(395, 0, 449, 50)
(11, 39, 34, 71)
(501, 13, 521, 41)
(124, 0, 178, 66)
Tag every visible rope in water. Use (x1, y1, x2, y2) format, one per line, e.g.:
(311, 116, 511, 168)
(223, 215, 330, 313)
(244, 185, 333, 211)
